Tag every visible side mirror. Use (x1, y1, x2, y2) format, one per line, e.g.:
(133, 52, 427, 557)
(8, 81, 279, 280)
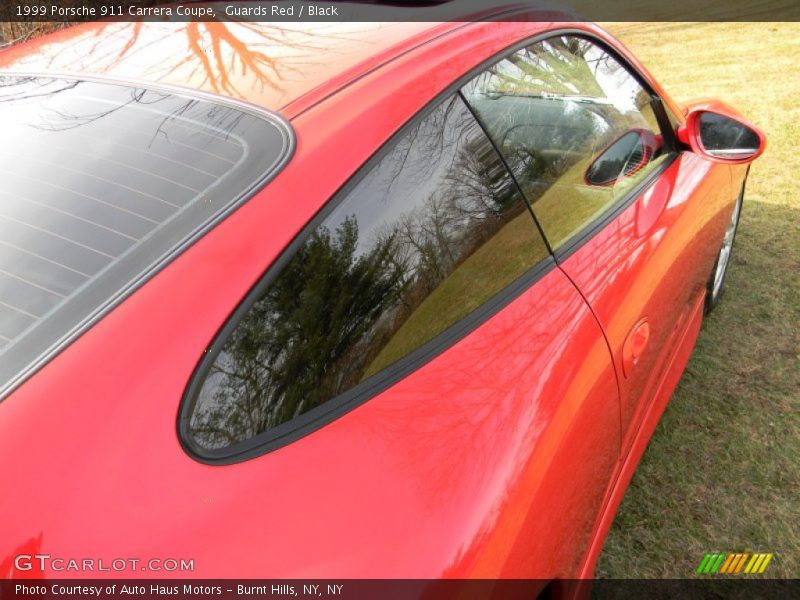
(584, 129, 659, 187)
(678, 100, 766, 164)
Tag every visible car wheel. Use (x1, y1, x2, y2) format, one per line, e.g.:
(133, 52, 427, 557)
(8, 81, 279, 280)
(705, 186, 744, 313)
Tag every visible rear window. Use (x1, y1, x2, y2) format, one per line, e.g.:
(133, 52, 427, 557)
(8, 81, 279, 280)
(0, 75, 293, 398)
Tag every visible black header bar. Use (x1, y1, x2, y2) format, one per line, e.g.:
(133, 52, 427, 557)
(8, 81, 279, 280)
(1, 0, 799, 23)
(2, 579, 800, 600)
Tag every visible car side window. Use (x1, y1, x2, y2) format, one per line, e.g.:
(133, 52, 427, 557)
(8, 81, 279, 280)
(461, 35, 672, 250)
(187, 94, 550, 452)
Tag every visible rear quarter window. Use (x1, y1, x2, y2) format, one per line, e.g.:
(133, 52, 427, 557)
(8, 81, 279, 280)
(0, 75, 293, 398)
(184, 94, 551, 459)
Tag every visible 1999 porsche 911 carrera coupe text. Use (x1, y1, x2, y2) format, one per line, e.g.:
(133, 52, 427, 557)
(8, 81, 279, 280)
(0, 5, 765, 583)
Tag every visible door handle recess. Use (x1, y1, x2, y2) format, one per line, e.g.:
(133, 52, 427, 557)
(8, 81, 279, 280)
(622, 318, 650, 377)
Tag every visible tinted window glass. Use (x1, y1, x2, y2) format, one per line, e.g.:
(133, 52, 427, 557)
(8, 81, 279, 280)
(189, 95, 549, 451)
(698, 112, 760, 154)
(0, 76, 292, 397)
(585, 130, 658, 185)
(462, 36, 670, 250)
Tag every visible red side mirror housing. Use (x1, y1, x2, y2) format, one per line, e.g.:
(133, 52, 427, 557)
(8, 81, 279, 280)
(677, 100, 766, 164)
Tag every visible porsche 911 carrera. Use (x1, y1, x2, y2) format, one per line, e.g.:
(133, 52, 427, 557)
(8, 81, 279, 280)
(0, 4, 765, 584)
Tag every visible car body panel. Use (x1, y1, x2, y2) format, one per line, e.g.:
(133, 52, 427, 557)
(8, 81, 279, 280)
(0, 20, 464, 118)
(578, 287, 707, 578)
(0, 260, 620, 578)
(558, 154, 736, 455)
(0, 14, 759, 580)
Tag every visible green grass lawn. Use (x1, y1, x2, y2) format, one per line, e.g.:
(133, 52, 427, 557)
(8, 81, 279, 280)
(363, 208, 546, 377)
(595, 22, 800, 578)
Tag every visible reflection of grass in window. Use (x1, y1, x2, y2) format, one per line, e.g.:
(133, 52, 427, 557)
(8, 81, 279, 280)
(528, 152, 669, 249)
(362, 210, 547, 378)
(361, 150, 667, 379)
(471, 99, 660, 248)
(526, 153, 613, 248)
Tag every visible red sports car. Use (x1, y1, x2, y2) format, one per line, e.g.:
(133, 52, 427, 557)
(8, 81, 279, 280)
(0, 6, 765, 584)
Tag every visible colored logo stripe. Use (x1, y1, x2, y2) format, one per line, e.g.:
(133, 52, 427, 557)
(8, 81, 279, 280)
(698, 553, 774, 574)
(747, 553, 774, 574)
(720, 553, 748, 573)
(697, 553, 725, 573)
(719, 554, 736, 573)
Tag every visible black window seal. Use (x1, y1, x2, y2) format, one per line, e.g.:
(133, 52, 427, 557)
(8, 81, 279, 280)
(0, 71, 296, 403)
(182, 255, 556, 464)
(178, 27, 677, 465)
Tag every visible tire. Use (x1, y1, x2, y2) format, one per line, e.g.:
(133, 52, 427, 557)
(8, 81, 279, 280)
(704, 185, 744, 314)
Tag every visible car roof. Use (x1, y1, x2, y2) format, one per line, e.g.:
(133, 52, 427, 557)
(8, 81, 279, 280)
(0, 19, 469, 118)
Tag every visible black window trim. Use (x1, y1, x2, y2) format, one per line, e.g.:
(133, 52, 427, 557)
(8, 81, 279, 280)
(0, 71, 296, 403)
(178, 28, 680, 464)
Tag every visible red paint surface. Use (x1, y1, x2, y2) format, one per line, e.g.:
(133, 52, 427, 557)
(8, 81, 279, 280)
(0, 16, 763, 580)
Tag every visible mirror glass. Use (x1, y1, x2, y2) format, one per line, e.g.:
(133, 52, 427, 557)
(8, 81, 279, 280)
(698, 112, 760, 158)
(585, 130, 653, 186)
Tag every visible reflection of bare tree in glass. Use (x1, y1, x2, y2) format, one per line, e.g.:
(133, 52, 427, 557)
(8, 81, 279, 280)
(191, 217, 407, 448)
(20, 21, 353, 99)
(389, 136, 521, 299)
(190, 95, 541, 449)
(484, 37, 607, 97)
(463, 35, 654, 210)
(0, 76, 79, 102)
(380, 101, 521, 292)
(0, 75, 252, 152)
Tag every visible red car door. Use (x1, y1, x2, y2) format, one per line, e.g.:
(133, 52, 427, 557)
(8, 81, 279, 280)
(558, 153, 734, 456)
(460, 33, 736, 458)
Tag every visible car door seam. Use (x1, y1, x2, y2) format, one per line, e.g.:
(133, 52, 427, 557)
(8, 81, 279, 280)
(556, 263, 625, 451)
